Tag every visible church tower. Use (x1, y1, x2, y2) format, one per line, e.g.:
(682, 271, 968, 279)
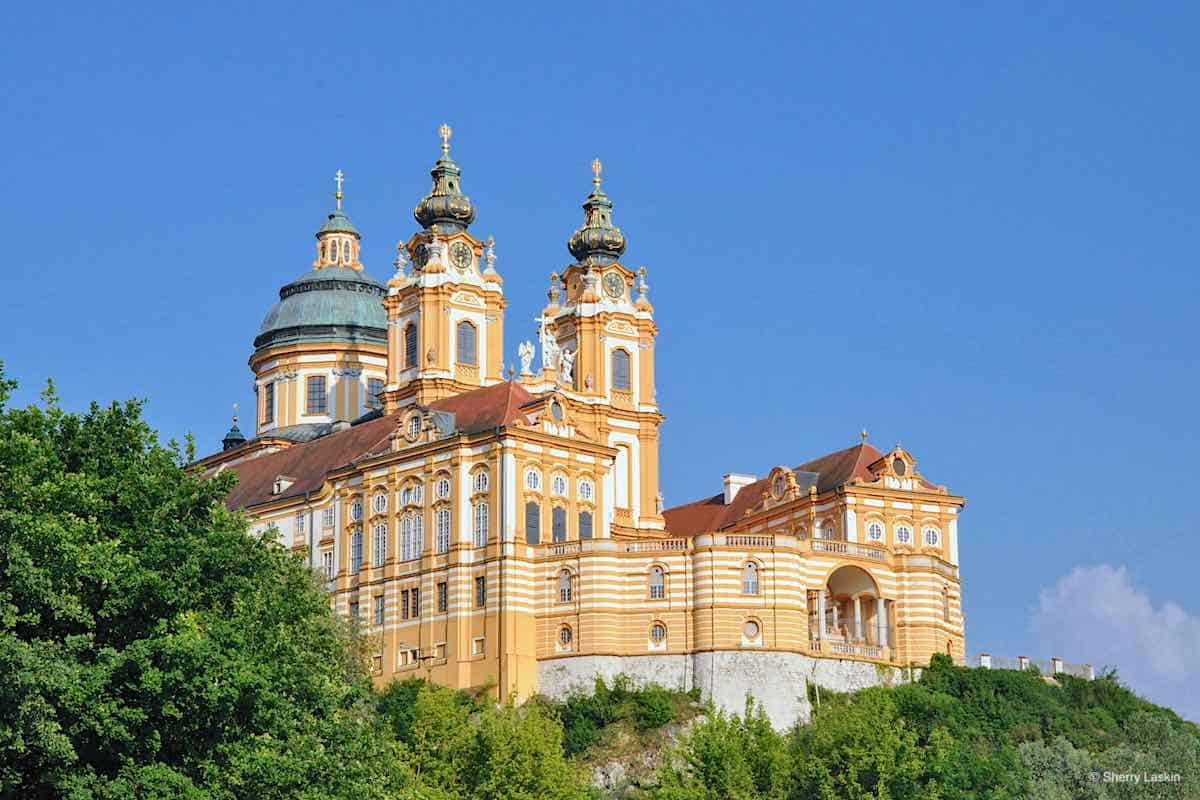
(525, 161, 664, 531)
(249, 173, 388, 437)
(384, 125, 506, 410)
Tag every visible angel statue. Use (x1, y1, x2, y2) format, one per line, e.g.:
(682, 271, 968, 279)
(559, 348, 576, 384)
(536, 314, 560, 372)
(518, 340, 535, 375)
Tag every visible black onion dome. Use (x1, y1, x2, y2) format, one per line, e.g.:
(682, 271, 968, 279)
(413, 124, 475, 232)
(567, 159, 626, 265)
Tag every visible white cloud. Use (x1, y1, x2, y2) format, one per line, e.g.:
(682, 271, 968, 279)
(1031, 564, 1200, 723)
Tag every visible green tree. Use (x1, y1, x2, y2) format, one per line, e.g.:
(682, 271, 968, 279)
(0, 368, 417, 799)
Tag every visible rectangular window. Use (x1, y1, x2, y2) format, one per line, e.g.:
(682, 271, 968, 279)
(404, 324, 418, 369)
(374, 594, 384, 626)
(263, 382, 275, 424)
(321, 550, 333, 579)
(306, 375, 328, 415)
(412, 587, 420, 618)
(552, 507, 567, 543)
(349, 601, 359, 620)
(437, 581, 448, 613)
(402, 590, 410, 620)
(472, 637, 485, 656)
(372, 525, 387, 567)
(524, 501, 540, 545)
(322, 507, 334, 528)
(578, 511, 593, 540)
(611, 349, 631, 391)
(456, 321, 477, 365)
(435, 508, 451, 554)
(367, 378, 384, 409)
(434, 642, 447, 660)
(371, 655, 382, 673)
(296, 513, 305, 536)
(350, 531, 363, 573)
(473, 502, 488, 548)
(475, 575, 486, 608)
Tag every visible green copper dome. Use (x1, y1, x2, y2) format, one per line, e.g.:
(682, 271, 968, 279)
(568, 160, 626, 265)
(413, 124, 475, 232)
(254, 266, 387, 351)
(319, 207, 360, 236)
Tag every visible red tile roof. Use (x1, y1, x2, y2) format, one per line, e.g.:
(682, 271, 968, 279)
(662, 443, 887, 537)
(220, 382, 535, 511)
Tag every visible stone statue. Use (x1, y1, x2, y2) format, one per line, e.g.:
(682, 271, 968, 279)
(536, 314, 560, 372)
(559, 348, 575, 384)
(518, 340, 535, 375)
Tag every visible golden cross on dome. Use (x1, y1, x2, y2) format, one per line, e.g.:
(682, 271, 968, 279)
(334, 169, 344, 210)
(860, 428, 869, 443)
(591, 158, 603, 187)
(439, 123, 452, 155)
(232, 402, 239, 426)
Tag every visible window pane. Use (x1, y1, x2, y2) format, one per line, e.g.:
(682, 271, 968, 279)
(612, 350, 631, 390)
(552, 507, 567, 543)
(578, 511, 593, 540)
(306, 376, 327, 414)
(264, 382, 275, 424)
(405, 324, 418, 369)
(456, 321, 477, 365)
(368, 378, 384, 409)
(525, 502, 540, 544)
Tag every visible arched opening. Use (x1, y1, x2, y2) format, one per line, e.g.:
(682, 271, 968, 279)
(810, 565, 891, 653)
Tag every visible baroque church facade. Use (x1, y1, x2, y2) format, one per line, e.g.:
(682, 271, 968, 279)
(198, 127, 966, 726)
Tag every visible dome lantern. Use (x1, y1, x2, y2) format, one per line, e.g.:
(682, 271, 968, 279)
(315, 170, 362, 269)
(413, 123, 476, 233)
(567, 158, 626, 266)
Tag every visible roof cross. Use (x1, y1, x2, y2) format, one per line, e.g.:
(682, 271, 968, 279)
(334, 169, 344, 210)
(439, 123, 452, 156)
(592, 158, 603, 187)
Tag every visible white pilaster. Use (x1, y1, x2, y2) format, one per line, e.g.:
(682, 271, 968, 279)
(844, 508, 858, 543)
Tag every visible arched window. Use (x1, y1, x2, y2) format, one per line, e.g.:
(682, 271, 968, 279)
(743, 619, 761, 641)
(525, 468, 542, 491)
(472, 470, 489, 494)
(578, 479, 594, 502)
(407, 414, 422, 440)
(401, 482, 423, 507)
(558, 625, 573, 649)
(742, 562, 759, 595)
(650, 622, 667, 645)
(552, 474, 567, 496)
(473, 501, 488, 547)
(895, 525, 913, 545)
(372, 493, 387, 515)
(924, 527, 941, 547)
(341, 240, 351, 262)
(525, 501, 540, 544)
(611, 348, 631, 391)
(351, 529, 363, 573)
(372, 523, 387, 567)
(867, 521, 884, 541)
(404, 324, 418, 369)
(435, 507, 451, 554)
(401, 513, 422, 561)
(558, 570, 573, 603)
(578, 510, 593, 540)
(435, 477, 451, 499)
(350, 499, 363, 522)
(456, 320, 477, 365)
(552, 506, 567, 543)
(649, 566, 665, 599)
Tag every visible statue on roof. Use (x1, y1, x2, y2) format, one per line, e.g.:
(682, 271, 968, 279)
(518, 340, 535, 376)
(559, 348, 575, 385)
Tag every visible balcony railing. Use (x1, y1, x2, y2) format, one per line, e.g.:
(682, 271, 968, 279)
(725, 535, 775, 548)
(624, 539, 688, 553)
(811, 638, 889, 661)
(811, 539, 888, 561)
(548, 542, 581, 556)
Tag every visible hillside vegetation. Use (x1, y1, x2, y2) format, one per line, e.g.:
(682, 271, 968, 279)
(2, 366, 1195, 800)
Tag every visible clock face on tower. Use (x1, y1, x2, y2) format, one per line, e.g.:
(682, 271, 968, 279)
(450, 241, 472, 271)
(603, 272, 624, 299)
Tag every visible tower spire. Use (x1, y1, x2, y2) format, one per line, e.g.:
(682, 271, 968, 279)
(222, 402, 247, 451)
(568, 158, 626, 265)
(414, 122, 475, 232)
(439, 123, 452, 156)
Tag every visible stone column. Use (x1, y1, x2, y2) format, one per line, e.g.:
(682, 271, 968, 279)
(831, 597, 839, 635)
(876, 597, 887, 647)
(853, 596, 863, 641)
(816, 591, 826, 640)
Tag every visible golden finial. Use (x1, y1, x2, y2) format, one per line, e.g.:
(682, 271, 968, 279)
(439, 123, 452, 156)
(637, 265, 647, 280)
(334, 169, 344, 210)
(232, 402, 239, 426)
(592, 158, 603, 187)
(860, 428, 869, 443)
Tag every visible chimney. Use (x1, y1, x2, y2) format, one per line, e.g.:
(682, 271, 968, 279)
(723, 473, 757, 505)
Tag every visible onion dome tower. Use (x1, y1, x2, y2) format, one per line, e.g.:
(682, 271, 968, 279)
(567, 159, 626, 266)
(249, 172, 389, 438)
(221, 404, 247, 451)
(384, 125, 506, 409)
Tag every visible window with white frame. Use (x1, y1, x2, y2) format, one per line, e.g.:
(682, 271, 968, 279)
(552, 474, 567, 496)
(401, 514, 422, 561)
(578, 510, 593, 540)
(578, 479, 594, 502)
(649, 566, 665, 599)
(611, 349, 631, 391)
(742, 562, 759, 595)
(296, 513, 306, 536)
(350, 530, 363, 573)
(525, 468, 541, 491)
(321, 550, 333, 579)
(473, 501, 488, 547)
(456, 320, 478, 366)
(923, 527, 941, 547)
(867, 521, 884, 541)
(552, 506, 567, 543)
(525, 501, 540, 544)
(350, 500, 363, 522)
(407, 414, 422, 439)
(372, 493, 387, 515)
(404, 323, 418, 369)
(401, 483, 423, 506)
(435, 508, 451, 554)
(435, 477, 451, 500)
(558, 570, 572, 603)
(895, 525, 913, 545)
(649, 622, 666, 645)
(322, 507, 334, 527)
(372, 523, 387, 567)
(472, 470, 489, 494)
(558, 625, 573, 649)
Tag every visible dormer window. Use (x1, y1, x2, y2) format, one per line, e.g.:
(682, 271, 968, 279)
(272, 475, 295, 495)
(893, 458, 906, 476)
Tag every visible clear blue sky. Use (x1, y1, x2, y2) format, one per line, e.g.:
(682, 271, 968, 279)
(3, 3, 1197, 716)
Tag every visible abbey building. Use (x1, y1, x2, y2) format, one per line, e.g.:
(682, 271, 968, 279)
(198, 127, 966, 727)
